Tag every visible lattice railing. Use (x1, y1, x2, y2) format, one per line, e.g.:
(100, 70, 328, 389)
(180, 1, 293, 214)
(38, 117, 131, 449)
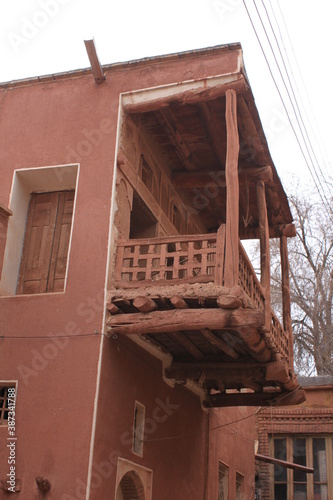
(270, 311, 290, 360)
(114, 234, 218, 286)
(238, 242, 265, 312)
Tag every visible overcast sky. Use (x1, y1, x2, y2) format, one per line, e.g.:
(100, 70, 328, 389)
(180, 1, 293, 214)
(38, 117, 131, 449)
(1, 0, 332, 194)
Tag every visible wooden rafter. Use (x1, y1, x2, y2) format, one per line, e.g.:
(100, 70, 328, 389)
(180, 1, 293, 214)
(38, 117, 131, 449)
(237, 94, 267, 166)
(164, 362, 264, 380)
(198, 101, 226, 167)
(200, 328, 239, 359)
(166, 331, 205, 360)
(171, 166, 273, 190)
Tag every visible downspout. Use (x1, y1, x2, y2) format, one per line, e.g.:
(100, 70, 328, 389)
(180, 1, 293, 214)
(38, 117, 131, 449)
(203, 411, 210, 500)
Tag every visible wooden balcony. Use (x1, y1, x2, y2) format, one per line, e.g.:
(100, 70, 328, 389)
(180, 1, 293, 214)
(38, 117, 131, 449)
(107, 229, 304, 407)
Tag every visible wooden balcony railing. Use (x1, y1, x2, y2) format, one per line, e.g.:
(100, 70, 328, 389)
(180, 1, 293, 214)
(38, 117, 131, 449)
(113, 232, 291, 361)
(114, 233, 219, 286)
(238, 242, 265, 313)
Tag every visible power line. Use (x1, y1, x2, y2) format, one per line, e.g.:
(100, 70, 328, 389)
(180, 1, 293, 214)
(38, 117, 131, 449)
(274, 0, 333, 182)
(242, 0, 333, 220)
(261, 0, 332, 195)
(249, 0, 333, 214)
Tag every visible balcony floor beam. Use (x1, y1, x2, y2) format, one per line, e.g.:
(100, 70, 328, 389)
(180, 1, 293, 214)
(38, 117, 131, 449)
(108, 307, 264, 336)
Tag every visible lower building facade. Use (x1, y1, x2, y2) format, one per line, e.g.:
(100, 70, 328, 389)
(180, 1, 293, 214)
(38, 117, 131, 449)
(256, 376, 333, 500)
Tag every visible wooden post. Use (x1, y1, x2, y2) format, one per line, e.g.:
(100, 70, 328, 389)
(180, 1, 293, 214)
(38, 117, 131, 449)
(224, 89, 240, 288)
(214, 224, 226, 286)
(280, 235, 294, 367)
(257, 181, 271, 331)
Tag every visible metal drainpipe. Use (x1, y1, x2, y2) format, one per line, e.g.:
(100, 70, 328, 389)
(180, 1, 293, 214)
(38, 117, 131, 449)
(203, 410, 210, 500)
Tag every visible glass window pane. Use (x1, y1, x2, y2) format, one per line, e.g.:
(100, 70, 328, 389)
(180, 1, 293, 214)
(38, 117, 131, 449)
(274, 484, 287, 499)
(293, 438, 307, 482)
(294, 483, 307, 499)
(218, 462, 229, 500)
(236, 472, 244, 500)
(314, 483, 328, 500)
(313, 438, 327, 483)
(274, 439, 287, 482)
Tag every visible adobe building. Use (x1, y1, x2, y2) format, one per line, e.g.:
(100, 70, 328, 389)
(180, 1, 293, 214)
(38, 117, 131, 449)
(0, 43, 302, 499)
(256, 376, 333, 499)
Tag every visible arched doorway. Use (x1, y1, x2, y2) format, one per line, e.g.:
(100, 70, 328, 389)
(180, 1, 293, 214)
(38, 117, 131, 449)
(116, 470, 146, 500)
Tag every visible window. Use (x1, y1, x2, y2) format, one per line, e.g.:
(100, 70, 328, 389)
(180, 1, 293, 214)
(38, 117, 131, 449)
(218, 462, 229, 500)
(236, 472, 244, 500)
(132, 401, 145, 456)
(273, 438, 287, 499)
(312, 438, 328, 499)
(0, 384, 16, 425)
(271, 436, 332, 499)
(0, 164, 78, 296)
(129, 192, 157, 239)
(0, 205, 12, 280)
(17, 190, 74, 294)
(140, 156, 153, 191)
(116, 458, 152, 500)
(140, 155, 160, 203)
(171, 202, 182, 232)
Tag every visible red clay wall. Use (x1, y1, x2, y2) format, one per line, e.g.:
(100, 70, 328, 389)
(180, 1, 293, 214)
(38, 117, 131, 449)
(92, 336, 255, 500)
(0, 74, 116, 499)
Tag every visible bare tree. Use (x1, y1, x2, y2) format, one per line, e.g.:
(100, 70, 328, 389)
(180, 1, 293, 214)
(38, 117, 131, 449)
(270, 192, 333, 375)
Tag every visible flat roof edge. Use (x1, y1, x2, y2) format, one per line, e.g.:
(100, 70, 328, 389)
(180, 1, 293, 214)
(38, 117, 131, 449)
(0, 43, 242, 89)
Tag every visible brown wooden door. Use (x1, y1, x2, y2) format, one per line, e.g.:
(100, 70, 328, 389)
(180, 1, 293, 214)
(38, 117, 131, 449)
(17, 191, 74, 294)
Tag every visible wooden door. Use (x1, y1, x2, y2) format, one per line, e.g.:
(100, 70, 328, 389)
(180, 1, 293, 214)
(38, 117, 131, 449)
(17, 190, 74, 294)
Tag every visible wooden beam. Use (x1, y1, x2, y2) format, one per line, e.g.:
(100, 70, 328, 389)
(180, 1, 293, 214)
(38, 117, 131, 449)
(204, 388, 305, 407)
(107, 308, 264, 336)
(238, 326, 271, 363)
(84, 39, 105, 84)
(216, 380, 225, 392)
(198, 101, 226, 167)
(236, 95, 267, 166)
(203, 391, 279, 407)
(122, 74, 246, 114)
(273, 388, 306, 406)
(171, 166, 273, 190)
(165, 362, 264, 381)
(266, 184, 292, 225)
(217, 294, 242, 309)
(257, 181, 271, 330)
(166, 332, 205, 360)
(133, 296, 158, 313)
(265, 360, 290, 384)
(255, 454, 314, 473)
(240, 223, 296, 240)
(107, 303, 121, 315)
(214, 223, 225, 286)
(200, 328, 239, 359)
(224, 89, 239, 288)
(280, 235, 293, 366)
(243, 380, 262, 392)
(166, 360, 265, 372)
(170, 295, 189, 309)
